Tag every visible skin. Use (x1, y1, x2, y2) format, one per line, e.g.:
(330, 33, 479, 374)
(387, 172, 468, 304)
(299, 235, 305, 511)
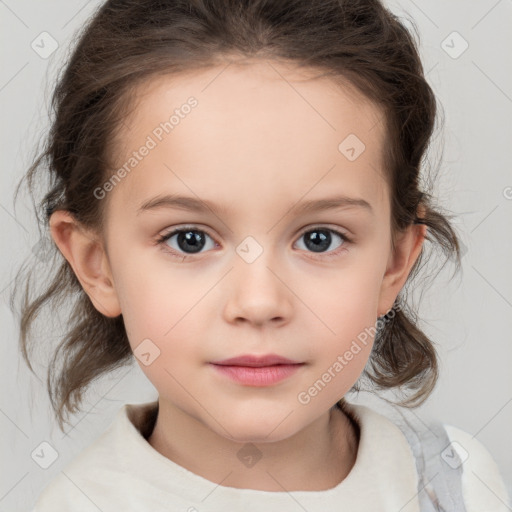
(49, 58, 426, 492)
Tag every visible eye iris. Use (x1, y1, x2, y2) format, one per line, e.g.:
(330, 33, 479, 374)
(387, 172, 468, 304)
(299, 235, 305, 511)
(177, 230, 205, 253)
(305, 229, 331, 252)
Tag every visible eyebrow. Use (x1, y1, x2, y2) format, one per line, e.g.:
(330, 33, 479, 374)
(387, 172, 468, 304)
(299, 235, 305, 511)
(137, 193, 374, 217)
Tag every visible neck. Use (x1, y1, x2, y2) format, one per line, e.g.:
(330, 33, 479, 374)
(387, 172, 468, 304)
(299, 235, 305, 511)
(147, 399, 359, 492)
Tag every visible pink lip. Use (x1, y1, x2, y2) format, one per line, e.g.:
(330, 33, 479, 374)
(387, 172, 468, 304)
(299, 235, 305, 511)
(210, 363, 304, 386)
(209, 354, 305, 387)
(211, 354, 302, 367)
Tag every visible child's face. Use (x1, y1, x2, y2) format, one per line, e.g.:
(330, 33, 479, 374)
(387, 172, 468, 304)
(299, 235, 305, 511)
(71, 60, 424, 441)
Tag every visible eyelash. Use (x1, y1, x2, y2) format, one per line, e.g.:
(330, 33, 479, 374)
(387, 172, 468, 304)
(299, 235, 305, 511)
(155, 225, 353, 261)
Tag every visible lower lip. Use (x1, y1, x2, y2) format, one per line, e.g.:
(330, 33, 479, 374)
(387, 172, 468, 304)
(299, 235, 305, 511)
(210, 363, 304, 386)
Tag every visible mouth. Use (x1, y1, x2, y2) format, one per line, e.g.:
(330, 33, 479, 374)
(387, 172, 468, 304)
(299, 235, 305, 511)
(209, 361, 305, 387)
(210, 353, 303, 367)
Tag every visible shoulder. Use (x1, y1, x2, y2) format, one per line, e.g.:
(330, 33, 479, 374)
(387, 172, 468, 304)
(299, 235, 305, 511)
(30, 429, 127, 511)
(442, 424, 511, 512)
(343, 400, 511, 511)
(30, 401, 160, 511)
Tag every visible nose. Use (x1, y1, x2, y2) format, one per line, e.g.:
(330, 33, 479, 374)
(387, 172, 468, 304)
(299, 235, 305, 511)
(223, 248, 293, 327)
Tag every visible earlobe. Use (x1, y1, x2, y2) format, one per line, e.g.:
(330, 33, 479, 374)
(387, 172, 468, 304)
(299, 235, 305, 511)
(49, 210, 122, 318)
(377, 222, 427, 317)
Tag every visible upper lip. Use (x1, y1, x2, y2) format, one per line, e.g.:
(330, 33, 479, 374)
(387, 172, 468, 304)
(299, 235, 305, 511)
(211, 354, 303, 367)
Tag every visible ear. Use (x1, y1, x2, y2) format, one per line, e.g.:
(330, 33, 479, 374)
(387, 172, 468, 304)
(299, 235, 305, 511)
(49, 210, 121, 318)
(377, 219, 427, 317)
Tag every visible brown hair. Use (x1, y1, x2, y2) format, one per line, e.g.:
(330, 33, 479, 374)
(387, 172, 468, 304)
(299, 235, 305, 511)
(10, 0, 461, 431)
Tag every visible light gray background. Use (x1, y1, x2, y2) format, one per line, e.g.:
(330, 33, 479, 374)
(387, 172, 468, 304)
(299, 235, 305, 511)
(1, 0, 511, 510)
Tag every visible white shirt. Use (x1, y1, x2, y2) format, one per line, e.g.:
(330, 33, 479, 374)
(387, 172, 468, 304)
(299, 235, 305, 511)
(31, 400, 510, 511)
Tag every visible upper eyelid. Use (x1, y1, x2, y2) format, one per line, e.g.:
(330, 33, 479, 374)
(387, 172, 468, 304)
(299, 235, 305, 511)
(158, 225, 351, 262)
(159, 224, 351, 243)
(160, 225, 216, 240)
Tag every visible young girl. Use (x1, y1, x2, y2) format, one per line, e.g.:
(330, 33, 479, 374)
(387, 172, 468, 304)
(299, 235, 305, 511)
(11, 0, 509, 510)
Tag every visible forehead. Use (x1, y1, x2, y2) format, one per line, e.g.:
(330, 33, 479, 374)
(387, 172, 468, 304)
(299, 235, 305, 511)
(107, 59, 389, 217)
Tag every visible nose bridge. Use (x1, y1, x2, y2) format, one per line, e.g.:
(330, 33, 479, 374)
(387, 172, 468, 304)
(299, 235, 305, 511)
(234, 232, 281, 291)
(224, 233, 292, 324)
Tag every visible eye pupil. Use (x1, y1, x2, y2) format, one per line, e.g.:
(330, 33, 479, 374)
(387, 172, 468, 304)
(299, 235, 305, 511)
(177, 230, 205, 253)
(305, 229, 331, 253)
(163, 226, 345, 259)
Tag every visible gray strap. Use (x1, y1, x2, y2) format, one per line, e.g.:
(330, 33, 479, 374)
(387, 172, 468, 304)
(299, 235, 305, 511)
(386, 405, 468, 512)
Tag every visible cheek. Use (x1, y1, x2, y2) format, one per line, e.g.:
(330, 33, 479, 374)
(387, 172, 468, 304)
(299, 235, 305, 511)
(303, 259, 383, 332)
(110, 241, 178, 320)
(300, 259, 383, 377)
(114, 268, 204, 396)
(110, 250, 210, 369)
